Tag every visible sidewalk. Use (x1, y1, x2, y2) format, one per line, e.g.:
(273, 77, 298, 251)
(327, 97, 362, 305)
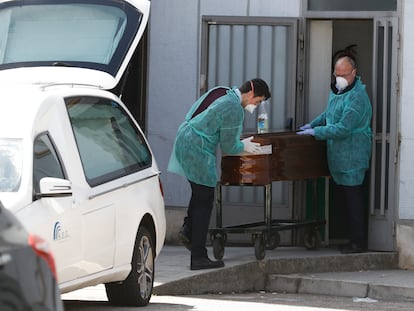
(154, 245, 414, 301)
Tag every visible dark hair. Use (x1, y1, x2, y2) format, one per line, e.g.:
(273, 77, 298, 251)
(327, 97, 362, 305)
(333, 44, 357, 69)
(239, 78, 271, 99)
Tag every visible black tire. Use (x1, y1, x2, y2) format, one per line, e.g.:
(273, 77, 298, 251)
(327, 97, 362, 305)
(105, 226, 155, 306)
(303, 228, 322, 250)
(254, 235, 265, 260)
(212, 236, 225, 260)
(265, 232, 280, 250)
(0, 274, 31, 311)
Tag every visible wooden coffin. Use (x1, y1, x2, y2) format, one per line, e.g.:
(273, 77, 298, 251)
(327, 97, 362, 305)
(220, 131, 330, 185)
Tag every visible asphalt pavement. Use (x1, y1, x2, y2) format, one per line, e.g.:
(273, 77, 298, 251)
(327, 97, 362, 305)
(154, 245, 414, 302)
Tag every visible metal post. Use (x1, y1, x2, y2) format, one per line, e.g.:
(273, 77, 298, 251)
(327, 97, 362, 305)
(215, 183, 223, 228)
(265, 183, 272, 229)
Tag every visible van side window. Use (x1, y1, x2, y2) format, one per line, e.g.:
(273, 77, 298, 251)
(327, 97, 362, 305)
(65, 96, 152, 187)
(33, 134, 65, 197)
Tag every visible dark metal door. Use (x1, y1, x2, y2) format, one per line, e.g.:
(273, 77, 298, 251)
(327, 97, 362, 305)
(200, 16, 299, 241)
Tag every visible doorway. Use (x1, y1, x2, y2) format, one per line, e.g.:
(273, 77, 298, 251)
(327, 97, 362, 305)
(306, 18, 398, 251)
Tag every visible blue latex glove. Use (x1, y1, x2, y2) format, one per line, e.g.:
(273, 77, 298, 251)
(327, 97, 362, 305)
(296, 128, 315, 136)
(299, 123, 312, 130)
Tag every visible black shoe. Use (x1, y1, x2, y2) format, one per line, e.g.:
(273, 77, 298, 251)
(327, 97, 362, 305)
(179, 226, 191, 251)
(340, 243, 366, 254)
(191, 257, 224, 270)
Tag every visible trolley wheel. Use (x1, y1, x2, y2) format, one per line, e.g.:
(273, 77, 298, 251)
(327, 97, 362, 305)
(303, 228, 322, 250)
(266, 232, 280, 250)
(253, 235, 265, 260)
(212, 235, 226, 260)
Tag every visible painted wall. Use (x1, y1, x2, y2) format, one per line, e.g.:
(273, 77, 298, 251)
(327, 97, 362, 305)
(396, 0, 414, 268)
(147, 0, 301, 207)
(399, 1, 414, 220)
(147, 0, 414, 266)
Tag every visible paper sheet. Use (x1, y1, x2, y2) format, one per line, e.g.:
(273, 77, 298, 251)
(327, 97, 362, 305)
(225, 144, 272, 156)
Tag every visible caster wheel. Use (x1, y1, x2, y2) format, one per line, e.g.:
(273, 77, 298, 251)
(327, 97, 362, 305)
(304, 228, 322, 250)
(254, 235, 265, 260)
(266, 232, 280, 250)
(212, 235, 225, 260)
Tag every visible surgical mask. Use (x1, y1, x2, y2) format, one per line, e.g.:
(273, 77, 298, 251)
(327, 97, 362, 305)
(335, 76, 348, 91)
(244, 104, 256, 114)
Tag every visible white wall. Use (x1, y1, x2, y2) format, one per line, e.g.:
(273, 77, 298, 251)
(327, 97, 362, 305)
(398, 0, 414, 220)
(147, 0, 301, 207)
(393, 0, 414, 268)
(147, 0, 200, 207)
(308, 21, 332, 121)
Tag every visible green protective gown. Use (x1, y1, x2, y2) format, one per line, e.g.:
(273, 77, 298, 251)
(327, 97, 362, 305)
(310, 77, 372, 186)
(168, 87, 245, 187)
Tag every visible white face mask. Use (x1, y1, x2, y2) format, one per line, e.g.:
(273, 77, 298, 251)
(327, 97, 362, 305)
(335, 76, 348, 91)
(244, 104, 256, 114)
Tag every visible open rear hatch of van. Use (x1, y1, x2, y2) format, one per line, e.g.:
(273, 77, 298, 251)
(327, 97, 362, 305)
(0, 0, 150, 89)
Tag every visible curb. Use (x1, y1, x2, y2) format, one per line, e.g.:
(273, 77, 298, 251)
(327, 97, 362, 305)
(267, 274, 414, 301)
(154, 252, 399, 297)
(267, 274, 369, 297)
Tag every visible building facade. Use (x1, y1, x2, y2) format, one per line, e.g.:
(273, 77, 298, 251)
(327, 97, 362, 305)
(146, 0, 414, 268)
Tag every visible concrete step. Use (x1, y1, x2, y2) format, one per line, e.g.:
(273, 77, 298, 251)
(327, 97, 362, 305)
(267, 269, 414, 301)
(264, 251, 399, 274)
(154, 249, 399, 297)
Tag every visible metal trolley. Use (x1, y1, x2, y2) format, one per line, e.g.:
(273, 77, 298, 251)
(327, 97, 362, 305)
(208, 131, 330, 260)
(209, 181, 327, 260)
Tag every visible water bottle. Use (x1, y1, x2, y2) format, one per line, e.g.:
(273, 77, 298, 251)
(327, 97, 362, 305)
(257, 100, 269, 134)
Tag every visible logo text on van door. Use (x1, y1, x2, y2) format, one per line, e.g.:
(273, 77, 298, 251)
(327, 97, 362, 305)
(53, 221, 69, 241)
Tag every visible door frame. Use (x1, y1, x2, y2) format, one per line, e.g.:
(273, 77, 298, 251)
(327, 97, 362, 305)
(200, 16, 301, 244)
(302, 13, 400, 250)
(368, 16, 399, 251)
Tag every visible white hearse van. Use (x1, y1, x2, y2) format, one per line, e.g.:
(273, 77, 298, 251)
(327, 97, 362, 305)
(0, 0, 166, 306)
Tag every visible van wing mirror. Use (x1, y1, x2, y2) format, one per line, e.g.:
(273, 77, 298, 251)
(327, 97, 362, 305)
(37, 177, 72, 198)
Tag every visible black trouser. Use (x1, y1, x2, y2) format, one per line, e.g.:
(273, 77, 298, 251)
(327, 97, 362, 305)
(185, 181, 215, 259)
(333, 182, 368, 248)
